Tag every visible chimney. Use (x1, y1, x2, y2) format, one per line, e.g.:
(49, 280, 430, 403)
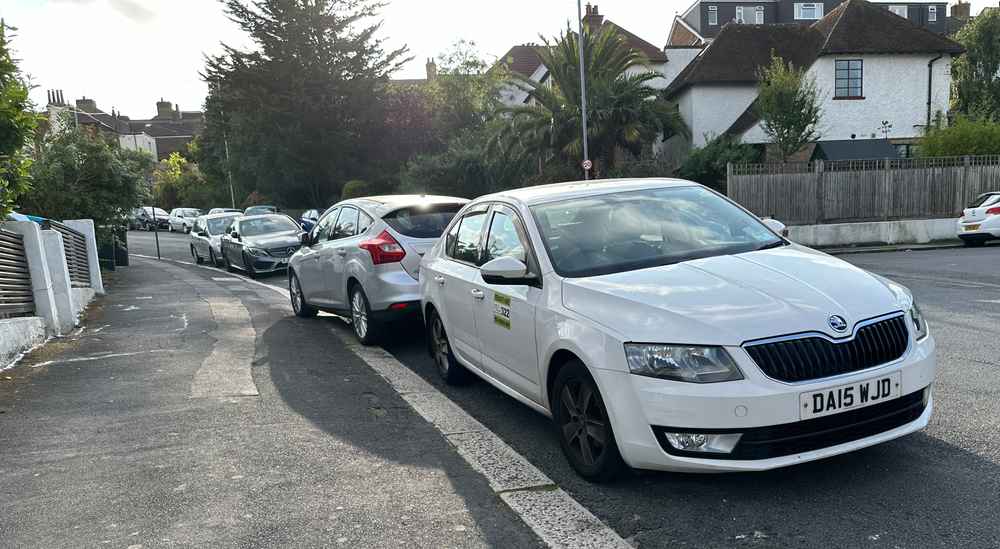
(156, 98, 174, 119)
(583, 3, 604, 28)
(951, 1, 970, 18)
(425, 58, 438, 80)
(75, 96, 98, 113)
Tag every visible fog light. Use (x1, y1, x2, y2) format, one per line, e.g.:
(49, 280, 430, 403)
(663, 432, 742, 454)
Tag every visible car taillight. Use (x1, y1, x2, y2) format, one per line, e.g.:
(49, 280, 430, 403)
(987, 207, 1000, 216)
(359, 230, 406, 264)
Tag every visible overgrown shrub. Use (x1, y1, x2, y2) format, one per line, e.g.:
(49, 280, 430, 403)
(921, 116, 1000, 157)
(341, 179, 372, 199)
(677, 136, 762, 193)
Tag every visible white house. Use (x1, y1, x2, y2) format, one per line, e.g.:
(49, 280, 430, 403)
(665, 0, 964, 159)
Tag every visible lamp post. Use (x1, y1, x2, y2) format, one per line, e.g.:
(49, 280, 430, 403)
(576, 0, 591, 180)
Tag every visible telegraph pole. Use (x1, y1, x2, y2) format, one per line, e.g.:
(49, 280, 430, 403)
(576, 0, 591, 180)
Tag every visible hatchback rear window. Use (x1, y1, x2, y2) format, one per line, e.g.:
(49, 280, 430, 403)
(383, 204, 464, 238)
(969, 194, 1000, 208)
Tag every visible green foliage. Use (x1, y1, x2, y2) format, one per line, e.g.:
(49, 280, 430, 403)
(0, 22, 37, 219)
(152, 152, 220, 210)
(677, 136, 762, 193)
(22, 127, 153, 229)
(498, 25, 687, 176)
(952, 9, 1000, 119)
(755, 55, 822, 161)
(199, 0, 408, 207)
(921, 116, 1000, 156)
(341, 179, 371, 199)
(425, 41, 509, 140)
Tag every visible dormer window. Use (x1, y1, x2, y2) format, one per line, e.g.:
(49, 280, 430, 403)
(928, 5, 937, 21)
(708, 5, 718, 25)
(794, 3, 823, 20)
(755, 6, 765, 23)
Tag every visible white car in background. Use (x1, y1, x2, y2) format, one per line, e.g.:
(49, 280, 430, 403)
(957, 192, 1000, 247)
(420, 179, 934, 481)
(168, 208, 203, 233)
(287, 195, 469, 344)
(190, 212, 241, 266)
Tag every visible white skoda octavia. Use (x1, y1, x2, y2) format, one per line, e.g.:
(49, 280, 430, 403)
(419, 179, 935, 481)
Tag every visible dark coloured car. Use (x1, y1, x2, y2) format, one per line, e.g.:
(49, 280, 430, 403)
(132, 207, 170, 231)
(300, 209, 322, 232)
(221, 214, 303, 278)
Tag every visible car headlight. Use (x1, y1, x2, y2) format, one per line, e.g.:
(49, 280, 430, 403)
(624, 344, 743, 383)
(245, 247, 268, 257)
(909, 301, 928, 341)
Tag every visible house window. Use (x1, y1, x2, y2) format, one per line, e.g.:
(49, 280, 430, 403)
(888, 5, 908, 18)
(794, 3, 823, 20)
(835, 59, 863, 99)
(928, 5, 937, 21)
(755, 6, 765, 23)
(736, 6, 745, 22)
(708, 5, 718, 25)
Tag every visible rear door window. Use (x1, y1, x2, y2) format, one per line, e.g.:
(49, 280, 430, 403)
(447, 210, 489, 266)
(383, 203, 465, 238)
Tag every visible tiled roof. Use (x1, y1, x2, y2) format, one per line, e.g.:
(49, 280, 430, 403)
(814, 0, 964, 54)
(499, 45, 545, 78)
(603, 20, 668, 63)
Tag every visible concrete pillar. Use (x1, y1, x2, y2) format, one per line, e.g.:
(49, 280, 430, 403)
(2, 221, 63, 335)
(41, 230, 76, 333)
(64, 219, 105, 295)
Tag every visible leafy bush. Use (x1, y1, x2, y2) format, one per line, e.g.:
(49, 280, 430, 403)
(0, 23, 36, 219)
(677, 136, 762, 193)
(921, 116, 1000, 157)
(341, 179, 372, 199)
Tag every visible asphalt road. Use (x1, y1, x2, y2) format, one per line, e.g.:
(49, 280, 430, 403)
(128, 230, 1000, 548)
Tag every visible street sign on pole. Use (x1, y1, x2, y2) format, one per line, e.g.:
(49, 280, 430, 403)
(582, 159, 593, 171)
(576, 0, 591, 181)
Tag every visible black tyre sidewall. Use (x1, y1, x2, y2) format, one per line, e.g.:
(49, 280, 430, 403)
(552, 361, 626, 482)
(428, 310, 471, 385)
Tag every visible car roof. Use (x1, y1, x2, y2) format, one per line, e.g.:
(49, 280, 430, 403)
(342, 195, 470, 217)
(480, 178, 699, 206)
(201, 212, 241, 220)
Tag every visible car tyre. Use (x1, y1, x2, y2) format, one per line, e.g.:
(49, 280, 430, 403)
(191, 245, 203, 264)
(552, 360, 626, 483)
(962, 238, 985, 247)
(427, 309, 473, 385)
(289, 272, 318, 318)
(243, 252, 257, 279)
(349, 284, 379, 346)
(224, 251, 235, 273)
(209, 248, 218, 267)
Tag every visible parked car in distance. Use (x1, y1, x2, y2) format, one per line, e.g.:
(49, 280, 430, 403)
(208, 207, 242, 215)
(420, 178, 934, 481)
(287, 195, 470, 344)
(221, 214, 303, 278)
(168, 208, 203, 233)
(300, 209, 321, 232)
(133, 207, 170, 231)
(245, 205, 279, 216)
(957, 191, 1000, 247)
(190, 212, 241, 266)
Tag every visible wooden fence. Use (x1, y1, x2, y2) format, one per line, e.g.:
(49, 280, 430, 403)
(0, 229, 34, 319)
(42, 220, 91, 287)
(727, 155, 1000, 225)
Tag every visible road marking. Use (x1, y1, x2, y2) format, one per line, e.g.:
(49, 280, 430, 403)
(139, 255, 630, 548)
(30, 350, 180, 369)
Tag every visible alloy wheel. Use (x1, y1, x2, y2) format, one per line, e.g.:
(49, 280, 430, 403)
(559, 379, 610, 467)
(290, 274, 302, 314)
(351, 290, 368, 340)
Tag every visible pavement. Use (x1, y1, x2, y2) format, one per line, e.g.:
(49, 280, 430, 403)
(7, 229, 1000, 548)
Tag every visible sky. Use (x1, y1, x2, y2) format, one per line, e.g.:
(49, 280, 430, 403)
(1, 0, 994, 118)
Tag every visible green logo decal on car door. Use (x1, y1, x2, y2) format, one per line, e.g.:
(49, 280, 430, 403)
(494, 292, 511, 329)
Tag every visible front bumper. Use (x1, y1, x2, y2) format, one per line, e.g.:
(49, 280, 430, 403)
(595, 334, 936, 473)
(248, 255, 292, 273)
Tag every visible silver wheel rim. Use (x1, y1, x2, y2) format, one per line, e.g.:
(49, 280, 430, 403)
(352, 291, 368, 339)
(290, 275, 301, 313)
(431, 318, 450, 376)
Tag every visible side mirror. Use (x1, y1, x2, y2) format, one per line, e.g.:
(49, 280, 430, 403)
(198, 230, 209, 237)
(231, 232, 241, 241)
(761, 218, 789, 238)
(481, 256, 537, 286)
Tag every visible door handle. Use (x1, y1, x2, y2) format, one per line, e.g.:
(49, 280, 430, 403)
(471, 289, 485, 300)
(433, 276, 446, 286)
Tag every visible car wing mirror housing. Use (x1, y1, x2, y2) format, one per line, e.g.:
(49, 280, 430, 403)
(481, 256, 537, 286)
(761, 217, 789, 238)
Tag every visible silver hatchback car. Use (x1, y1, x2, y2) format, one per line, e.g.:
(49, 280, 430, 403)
(287, 195, 469, 344)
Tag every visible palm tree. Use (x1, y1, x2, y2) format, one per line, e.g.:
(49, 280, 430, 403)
(497, 24, 688, 176)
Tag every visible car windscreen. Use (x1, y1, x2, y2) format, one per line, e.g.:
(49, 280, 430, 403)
(970, 194, 1000, 208)
(383, 204, 465, 238)
(245, 206, 277, 215)
(180, 209, 201, 217)
(238, 216, 299, 237)
(206, 216, 238, 235)
(530, 186, 786, 278)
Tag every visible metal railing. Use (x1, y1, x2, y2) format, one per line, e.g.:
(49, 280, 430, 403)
(42, 220, 91, 287)
(0, 229, 35, 319)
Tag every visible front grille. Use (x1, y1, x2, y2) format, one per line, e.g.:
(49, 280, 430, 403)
(268, 246, 298, 258)
(744, 315, 909, 383)
(652, 388, 927, 460)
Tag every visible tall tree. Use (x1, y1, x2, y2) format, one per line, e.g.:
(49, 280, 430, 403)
(952, 9, 1000, 120)
(0, 21, 37, 219)
(754, 55, 822, 162)
(498, 24, 687, 176)
(200, 0, 408, 207)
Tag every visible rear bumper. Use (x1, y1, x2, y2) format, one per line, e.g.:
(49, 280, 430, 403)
(363, 266, 422, 313)
(956, 217, 1000, 239)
